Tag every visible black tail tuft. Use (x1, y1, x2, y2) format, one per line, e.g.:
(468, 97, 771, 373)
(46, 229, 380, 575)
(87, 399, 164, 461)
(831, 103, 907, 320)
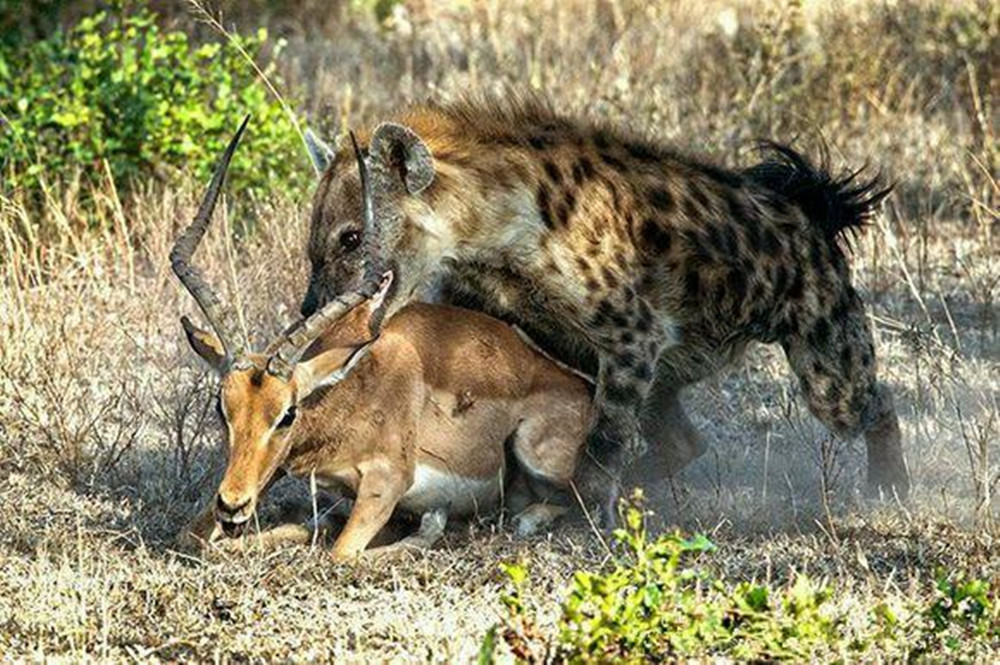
(743, 141, 893, 249)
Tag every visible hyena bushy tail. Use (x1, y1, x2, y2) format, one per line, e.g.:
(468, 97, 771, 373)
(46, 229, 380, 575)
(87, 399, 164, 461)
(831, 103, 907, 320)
(746, 143, 909, 500)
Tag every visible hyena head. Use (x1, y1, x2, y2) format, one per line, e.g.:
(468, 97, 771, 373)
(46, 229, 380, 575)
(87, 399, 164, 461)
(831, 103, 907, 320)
(301, 123, 437, 317)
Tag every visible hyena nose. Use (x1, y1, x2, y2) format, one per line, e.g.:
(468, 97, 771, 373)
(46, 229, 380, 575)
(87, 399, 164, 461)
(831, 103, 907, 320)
(215, 493, 251, 521)
(300, 285, 319, 317)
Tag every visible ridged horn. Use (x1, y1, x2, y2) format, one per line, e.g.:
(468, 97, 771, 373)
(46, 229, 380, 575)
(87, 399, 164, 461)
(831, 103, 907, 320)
(266, 131, 385, 380)
(170, 114, 250, 366)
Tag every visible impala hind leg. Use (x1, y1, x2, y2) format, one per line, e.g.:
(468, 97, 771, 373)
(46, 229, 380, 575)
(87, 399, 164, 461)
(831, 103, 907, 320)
(507, 397, 589, 536)
(781, 290, 909, 500)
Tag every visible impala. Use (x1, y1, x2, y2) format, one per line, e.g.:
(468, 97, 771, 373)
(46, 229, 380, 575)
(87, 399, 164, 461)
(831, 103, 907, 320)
(174, 118, 592, 560)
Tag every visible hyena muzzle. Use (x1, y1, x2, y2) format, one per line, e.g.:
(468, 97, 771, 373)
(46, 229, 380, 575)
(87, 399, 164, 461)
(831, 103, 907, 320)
(297, 98, 910, 519)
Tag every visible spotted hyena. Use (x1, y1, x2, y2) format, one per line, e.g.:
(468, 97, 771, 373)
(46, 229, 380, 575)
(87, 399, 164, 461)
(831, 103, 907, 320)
(299, 96, 909, 517)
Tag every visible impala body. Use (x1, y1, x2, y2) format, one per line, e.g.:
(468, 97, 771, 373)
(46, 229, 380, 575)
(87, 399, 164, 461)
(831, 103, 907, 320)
(174, 120, 591, 559)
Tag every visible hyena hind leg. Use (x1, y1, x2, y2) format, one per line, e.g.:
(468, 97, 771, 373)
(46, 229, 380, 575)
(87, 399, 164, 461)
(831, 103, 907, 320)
(781, 292, 909, 501)
(642, 370, 707, 474)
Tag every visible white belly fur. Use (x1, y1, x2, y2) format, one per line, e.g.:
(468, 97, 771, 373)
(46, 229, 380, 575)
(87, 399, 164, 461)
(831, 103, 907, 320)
(399, 465, 501, 516)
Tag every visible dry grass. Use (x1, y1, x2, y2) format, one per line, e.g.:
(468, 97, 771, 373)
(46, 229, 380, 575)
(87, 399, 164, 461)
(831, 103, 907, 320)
(1, 0, 998, 660)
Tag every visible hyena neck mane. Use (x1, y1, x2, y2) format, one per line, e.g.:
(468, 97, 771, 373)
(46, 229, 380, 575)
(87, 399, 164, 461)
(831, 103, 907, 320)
(369, 96, 733, 264)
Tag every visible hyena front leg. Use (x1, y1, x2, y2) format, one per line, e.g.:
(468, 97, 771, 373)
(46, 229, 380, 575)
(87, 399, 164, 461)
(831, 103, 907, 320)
(578, 346, 660, 523)
(781, 289, 909, 501)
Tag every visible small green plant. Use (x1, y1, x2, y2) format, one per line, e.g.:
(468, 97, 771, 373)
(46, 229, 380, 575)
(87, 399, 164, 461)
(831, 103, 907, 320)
(0, 1, 304, 218)
(486, 491, 1000, 661)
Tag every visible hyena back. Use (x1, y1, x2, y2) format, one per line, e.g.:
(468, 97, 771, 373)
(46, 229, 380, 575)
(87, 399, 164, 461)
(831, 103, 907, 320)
(301, 97, 909, 515)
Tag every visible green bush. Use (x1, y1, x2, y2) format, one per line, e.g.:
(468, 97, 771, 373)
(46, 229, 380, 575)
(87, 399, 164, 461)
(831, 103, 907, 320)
(0, 1, 305, 214)
(488, 491, 1000, 661)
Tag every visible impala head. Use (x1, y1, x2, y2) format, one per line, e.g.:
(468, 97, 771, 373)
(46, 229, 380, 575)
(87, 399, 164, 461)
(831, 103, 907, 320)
(172, 116, 392, 535)
(301, 123, 438, 318)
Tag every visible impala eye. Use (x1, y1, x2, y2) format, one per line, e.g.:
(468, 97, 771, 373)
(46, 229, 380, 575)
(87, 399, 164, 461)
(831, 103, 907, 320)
(277, 405, 297, 429)
(339, 230, 361, 252)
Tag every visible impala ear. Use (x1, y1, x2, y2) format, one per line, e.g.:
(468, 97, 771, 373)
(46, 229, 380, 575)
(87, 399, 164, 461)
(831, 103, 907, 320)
(305, 128, 338, 175)
(369, 122, 435, 195)
(181, 316, 227, 372)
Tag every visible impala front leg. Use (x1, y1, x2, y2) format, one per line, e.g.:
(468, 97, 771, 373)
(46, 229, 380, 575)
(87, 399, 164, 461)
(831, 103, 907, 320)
(331, 461, 409, 562)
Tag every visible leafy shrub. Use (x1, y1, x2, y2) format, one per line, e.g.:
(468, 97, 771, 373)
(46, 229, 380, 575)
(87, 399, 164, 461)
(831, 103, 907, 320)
(0, 1, 305, 215)
(486, 491, 1000, 661)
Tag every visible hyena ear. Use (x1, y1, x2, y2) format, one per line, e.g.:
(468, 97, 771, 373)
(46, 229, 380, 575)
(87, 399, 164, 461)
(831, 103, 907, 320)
(370, 122, 435, 195)
(305, 128, 338, 175)
(181, 316, 228, 373)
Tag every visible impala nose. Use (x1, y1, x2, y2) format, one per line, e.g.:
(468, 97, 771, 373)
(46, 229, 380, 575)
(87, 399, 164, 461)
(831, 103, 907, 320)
(216, 493, 251, 522)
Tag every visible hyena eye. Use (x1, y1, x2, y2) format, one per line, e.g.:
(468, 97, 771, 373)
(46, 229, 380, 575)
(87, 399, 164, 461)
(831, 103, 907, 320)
(339, 230, 361, 252)
(277, 405, 297, 429)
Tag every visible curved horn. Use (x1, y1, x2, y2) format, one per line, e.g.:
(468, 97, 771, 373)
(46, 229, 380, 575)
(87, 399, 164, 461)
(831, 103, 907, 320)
(351, 131, 375, 240)
(266, 132, 385, 380)
(170, 114, 250, 364)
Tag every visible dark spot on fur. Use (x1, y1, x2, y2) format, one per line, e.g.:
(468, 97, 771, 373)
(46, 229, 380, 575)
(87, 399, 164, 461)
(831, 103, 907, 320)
(605, 381, 639, 404)
(773, 265, 790, 296)
(536, 184, 554, 229)
(586, 277, 600, 291)
(840, 346, 853, 374)
(600, 152, 627, 171)
(681, 197, 700, 220)
(620, 331, 635, 345)
(636, 300, 653, 332)
(619, 351, 636, 368)
(572, 157, 596, 184)
(250, 369, 265, 387)
(788, 270, 805, 301)
(691, 184, 711, 208)
(593, 130, 611, 150)
(811, 318, 832, 348)
(555, 202, 570, 227)
(601, 266, 619, 289)
(706, 224, 726, 254)
(543, 160, 563, 185)
(723, 226, 740, 256)
(625, 141, 660, 162)
(564, 190, 577, 216)
(684, 271, 701, 302)
(528, 134, 548, 150)
(761, 228, 781, 256)
(830, 290, 852, 322)
(648, 187, 675, 212)
(810, 239, 826, 274)
(640, 217, 672, 253)
(685, 231, 714, 263)
(634, 362, 653, 381)
(742, 210, 763, 251)
(576, 257, 592, 274)
(727, 269, 747, 303)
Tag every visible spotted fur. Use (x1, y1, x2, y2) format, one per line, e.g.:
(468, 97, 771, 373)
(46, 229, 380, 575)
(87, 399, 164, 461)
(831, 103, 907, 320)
(301, 95, 909, 515)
